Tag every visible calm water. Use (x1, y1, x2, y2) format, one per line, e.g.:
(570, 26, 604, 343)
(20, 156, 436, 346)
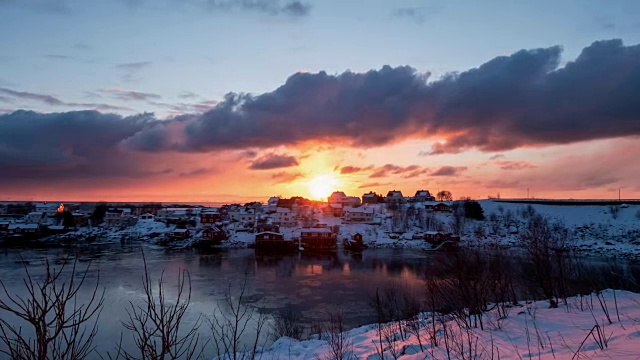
(0, 244, 442, 357)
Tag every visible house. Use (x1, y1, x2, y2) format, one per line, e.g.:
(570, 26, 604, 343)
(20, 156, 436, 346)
(228, 209, 255, 223)
(72, 212, 89, 227)
(0, 221, 10, 231)
(273, 207, 297, 228)
(343, 207, 374, 223)
(362, 192, 380, 204)
(425, 202, 452, 212)
(200, 211, 221, 224)
(412, 190, 436, 202)
(35, 202, 60, 218)
(256, 223, 280, 233)
(328, 191, 347, 205)
(8, 223, 40, 234)
(104, 209, 126, 226)
(255, 231, 285, 242)
(344, 232, 366, 250)
(25, 211, 46, 224)
(300, 227, 337, 251)
(323, 204, 344, 217)
(140, 213, 155, 220)
(202, 226, 226, 242)
(267, 197, 280, 211)
(171, 228, 191, 239)
(329, 191, 361, 207)
(386, 190, 406, 204)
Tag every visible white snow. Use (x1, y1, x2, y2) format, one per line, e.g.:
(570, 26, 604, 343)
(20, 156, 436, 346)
(240, 290, 640, 359)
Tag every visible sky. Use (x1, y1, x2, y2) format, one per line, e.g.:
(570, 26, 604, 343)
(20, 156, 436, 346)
(1, 0, 640, 203)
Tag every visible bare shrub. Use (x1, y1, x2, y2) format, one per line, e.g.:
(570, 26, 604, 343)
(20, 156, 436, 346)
(608, 205, 621, 219)
(0, 256, 104, 360)
(324, 310, 354, 360)
(519, 214, 574, 307)
(116, 254, 204, 359)
(209, 277, 268, 360)
(271, 304, 304, 341)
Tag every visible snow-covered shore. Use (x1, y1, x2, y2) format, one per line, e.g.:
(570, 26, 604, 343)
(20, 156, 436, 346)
(43, 200, 640, 258)
(250, 289, 640, 360)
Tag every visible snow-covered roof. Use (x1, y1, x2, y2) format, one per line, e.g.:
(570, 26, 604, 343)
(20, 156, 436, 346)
(344, 207, 373, 214)
(301, 228, 332, 233)
(27, 211, 43, 216)
(8, 224, 39, 230)
(48, 225, 66, 230)
(256, 231, 283, 236)
(362, 193, 377, 198)
(425, 231, 442, 235)
(174, 229, 189, 233)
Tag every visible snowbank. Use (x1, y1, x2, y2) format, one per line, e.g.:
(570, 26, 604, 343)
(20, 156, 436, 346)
(250, 289, 640, 359)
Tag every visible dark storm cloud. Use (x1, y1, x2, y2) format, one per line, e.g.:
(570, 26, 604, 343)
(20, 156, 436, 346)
(5, 39, 640, 185)
(430, 166, 467, 176)
(0, 110, 160, 183)
(122, 39, 640, 154)
(249, 153, 299, 170)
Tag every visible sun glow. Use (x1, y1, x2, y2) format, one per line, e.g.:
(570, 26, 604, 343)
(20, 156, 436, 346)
(307, 174, 340, 201)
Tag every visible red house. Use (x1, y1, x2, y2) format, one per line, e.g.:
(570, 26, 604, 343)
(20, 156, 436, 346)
(200, 211, 222, 224)
(171, 228, 191, 239)
(202, 226, 226, 242)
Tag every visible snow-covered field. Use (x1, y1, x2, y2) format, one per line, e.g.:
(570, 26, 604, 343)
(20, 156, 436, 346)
(251, 290, 640, 360)
(476, 200, 640, 258)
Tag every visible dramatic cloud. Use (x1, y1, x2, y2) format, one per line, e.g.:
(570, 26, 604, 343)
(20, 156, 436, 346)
(118, 39, 640, 154)
(430, 166, 467, 176)
(0, 110, 160, 183)
(249, 153, 299, 170)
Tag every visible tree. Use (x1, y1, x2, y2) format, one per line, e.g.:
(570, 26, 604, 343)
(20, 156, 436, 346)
(0, 257, 104, 360)
(62, 210, 76, 228)
(91, 203, 108, 225)
(463, 201, 485, 220)
(436, 190, 453, 201)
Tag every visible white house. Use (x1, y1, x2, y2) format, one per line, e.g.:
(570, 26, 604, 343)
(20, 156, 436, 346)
(273, 207, 297, 228)
(343, 207, 375, 223)
(35, 202, 60, 217)
(229, 209, 256, 223)
(267, 197, 280, 211)
(25, 211, 46, 224)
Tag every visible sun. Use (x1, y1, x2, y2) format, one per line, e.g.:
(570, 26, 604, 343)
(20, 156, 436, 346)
(307, 174, 340, 201)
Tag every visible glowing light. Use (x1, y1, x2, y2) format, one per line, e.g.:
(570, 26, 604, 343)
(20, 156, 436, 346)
(56, 203, 65, 213)
(307, 174, 340, 201)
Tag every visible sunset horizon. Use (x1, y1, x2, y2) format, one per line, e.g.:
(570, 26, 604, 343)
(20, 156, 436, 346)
(2, 1, 640, 203)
